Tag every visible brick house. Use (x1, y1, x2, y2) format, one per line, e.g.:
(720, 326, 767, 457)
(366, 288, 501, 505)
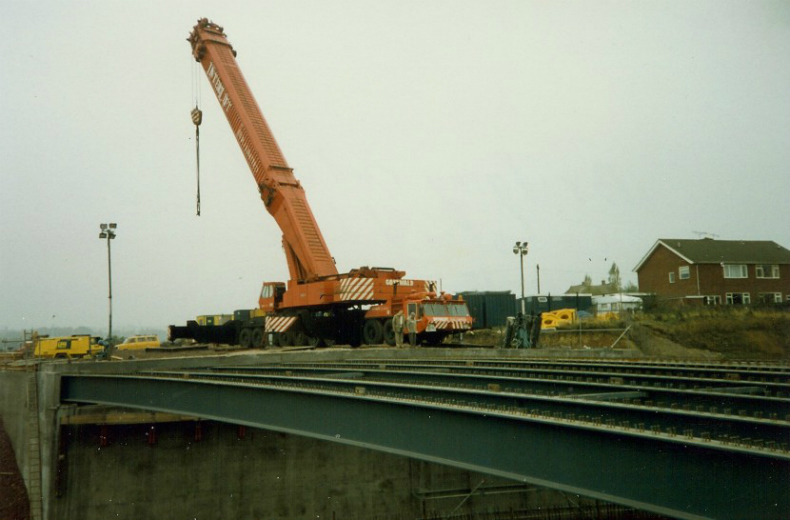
(634, 238, 790, 305)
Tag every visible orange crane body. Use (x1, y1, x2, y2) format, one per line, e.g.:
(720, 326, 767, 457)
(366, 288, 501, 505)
(180, 19, 472, 347)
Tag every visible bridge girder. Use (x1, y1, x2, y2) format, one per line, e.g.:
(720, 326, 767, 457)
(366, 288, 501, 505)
(61, 375, 789, 520)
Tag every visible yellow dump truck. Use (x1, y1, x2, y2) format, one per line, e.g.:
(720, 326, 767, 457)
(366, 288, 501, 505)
(33, 335, 103, 359)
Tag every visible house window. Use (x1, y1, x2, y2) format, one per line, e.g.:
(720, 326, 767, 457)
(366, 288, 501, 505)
(755, 264, 780, 279)
(723, 264, 748, 279)
(668, 272, 676, 283)
(705, 295, 721, 305)
(725, 292, 750, 305)
(758, 293, 782, 304)
(678, 266, 690, 280)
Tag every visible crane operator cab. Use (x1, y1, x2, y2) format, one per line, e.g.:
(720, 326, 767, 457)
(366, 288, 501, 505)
(406, 298, 473, 345)
(259, 282, 286, 312)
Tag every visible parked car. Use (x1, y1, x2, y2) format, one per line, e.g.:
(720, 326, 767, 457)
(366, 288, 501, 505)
(117, 335, 161, 351)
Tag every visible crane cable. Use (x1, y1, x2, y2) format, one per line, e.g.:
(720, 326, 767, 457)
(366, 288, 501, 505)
(191, 106, 203, 216)
(191, 59, 203, 216)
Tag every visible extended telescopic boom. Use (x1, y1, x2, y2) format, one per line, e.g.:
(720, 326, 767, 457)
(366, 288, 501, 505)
(188, 18, 337, 282)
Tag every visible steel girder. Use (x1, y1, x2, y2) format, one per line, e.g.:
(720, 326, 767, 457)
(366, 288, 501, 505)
(61, 375, 789, 520)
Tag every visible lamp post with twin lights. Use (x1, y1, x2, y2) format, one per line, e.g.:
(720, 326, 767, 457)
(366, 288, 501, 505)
(513, 241, 528, 314)
(99, 223, 117, 344)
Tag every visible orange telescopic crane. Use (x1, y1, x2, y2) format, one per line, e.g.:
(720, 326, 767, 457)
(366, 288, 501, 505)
(170, 18, 472, 347)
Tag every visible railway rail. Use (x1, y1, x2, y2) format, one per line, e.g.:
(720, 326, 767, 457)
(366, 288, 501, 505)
(124, 357, 790, 455)
(61, 353, 790, 519)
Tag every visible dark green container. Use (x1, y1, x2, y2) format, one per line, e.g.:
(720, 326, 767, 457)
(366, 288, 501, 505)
(457, 291, 516, 329)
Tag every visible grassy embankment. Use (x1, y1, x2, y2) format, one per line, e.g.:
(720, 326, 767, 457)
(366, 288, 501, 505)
(633, 306, 790, 360)
(466, 307, 790, 361)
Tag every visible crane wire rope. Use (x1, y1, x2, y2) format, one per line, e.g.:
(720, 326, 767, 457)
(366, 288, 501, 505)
(191, 59, 203, 216)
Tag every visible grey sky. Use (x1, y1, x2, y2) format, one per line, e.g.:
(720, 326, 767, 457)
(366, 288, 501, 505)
(1, 1, 788, 331)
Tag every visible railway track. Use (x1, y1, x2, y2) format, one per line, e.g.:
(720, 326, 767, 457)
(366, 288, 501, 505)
(125, 356, 790, 457)
(61, 352, 790, 519)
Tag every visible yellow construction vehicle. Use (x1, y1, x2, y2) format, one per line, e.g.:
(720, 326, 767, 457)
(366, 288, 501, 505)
(32, 334, 103, 359)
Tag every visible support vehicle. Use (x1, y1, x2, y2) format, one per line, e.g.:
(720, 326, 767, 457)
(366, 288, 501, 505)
(32, 334, 103, 359)
(169, 19, 472, 348)
(117, 335, 161, 351)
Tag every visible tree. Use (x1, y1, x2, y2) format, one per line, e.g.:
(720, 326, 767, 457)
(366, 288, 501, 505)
(623, 280, 639, 292)
(608, 263, 621, 291)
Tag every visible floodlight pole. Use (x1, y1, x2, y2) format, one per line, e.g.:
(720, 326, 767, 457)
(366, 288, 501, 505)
(107, 234, 113, 341)
(99, 224, 117, 344)
(513, 241, 528, 314)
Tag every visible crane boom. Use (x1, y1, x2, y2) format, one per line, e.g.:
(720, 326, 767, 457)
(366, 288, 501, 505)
(188, 18, 337, 282)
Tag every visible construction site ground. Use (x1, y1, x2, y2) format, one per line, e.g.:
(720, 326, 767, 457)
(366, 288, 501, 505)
(117, 307, 788, 362)
(1, 307, 787, 520)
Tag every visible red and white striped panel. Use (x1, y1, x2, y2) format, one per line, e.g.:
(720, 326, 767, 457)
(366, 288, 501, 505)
(430, 318, 472, 331)
(265, 316, 297, 333)
(338, 278, 374, 301)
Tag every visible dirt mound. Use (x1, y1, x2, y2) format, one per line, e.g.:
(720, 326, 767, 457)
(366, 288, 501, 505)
(629, 324, 723, 360)
(639, 308, 790, 360)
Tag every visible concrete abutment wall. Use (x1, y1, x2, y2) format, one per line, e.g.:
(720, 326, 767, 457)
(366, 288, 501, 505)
(54, 419, 576, 519)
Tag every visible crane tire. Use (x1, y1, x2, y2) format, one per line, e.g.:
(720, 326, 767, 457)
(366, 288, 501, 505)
(294, 331, 308, 347)
(280, 330, 295, 347)
(383, 319, 396, 346)
(251, 328, 265, 348)
(238, 328, 252, 348)
(363, 319, 384, 345)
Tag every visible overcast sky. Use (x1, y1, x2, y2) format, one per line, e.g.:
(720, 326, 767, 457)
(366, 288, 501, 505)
(1, 1, 788, 331)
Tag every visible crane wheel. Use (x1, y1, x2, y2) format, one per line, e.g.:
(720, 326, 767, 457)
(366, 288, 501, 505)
(363, 320, 384, 345)
(280, 330, 295, 347)
(294, 331, 308, 347)
(251, 329, 265, 348)
(382, 319, 396, 346)
(422, 332, 445, 346)
(238, 328, 253, 348)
